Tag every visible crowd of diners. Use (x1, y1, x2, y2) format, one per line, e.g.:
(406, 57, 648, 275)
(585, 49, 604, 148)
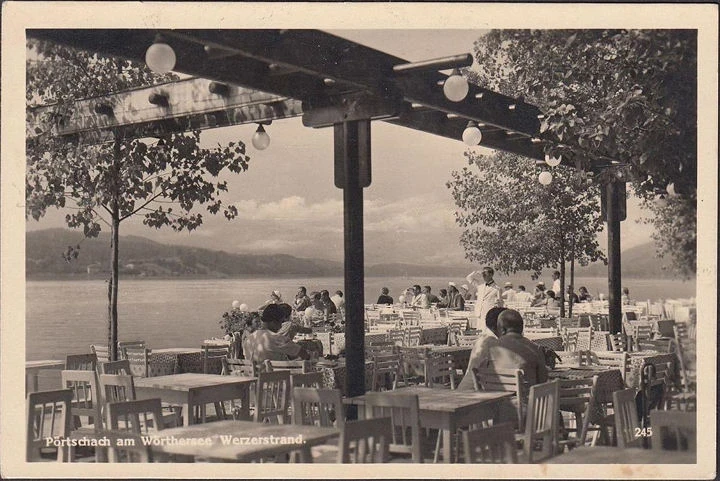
(232, 266, 634, 375)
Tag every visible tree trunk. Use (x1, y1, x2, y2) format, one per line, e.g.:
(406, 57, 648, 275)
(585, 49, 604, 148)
(109, 209, 120, 361)
(569, 236, 576, 318)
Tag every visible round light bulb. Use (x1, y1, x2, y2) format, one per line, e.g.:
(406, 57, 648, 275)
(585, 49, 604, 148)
(398, 295, 405, 304)
(145, 42, 176, 74)
(545, 154, 562, 167)
(462, 124, 483, 146)
(538, 171, 553, 185)
(443, 73, 469, 102)
(251, 125, 270, 150)
(239, 303, 249, 312)
(231, 300, 241, 309)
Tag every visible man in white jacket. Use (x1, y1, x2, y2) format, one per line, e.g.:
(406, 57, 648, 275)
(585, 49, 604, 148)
(466, 266, 503, 330)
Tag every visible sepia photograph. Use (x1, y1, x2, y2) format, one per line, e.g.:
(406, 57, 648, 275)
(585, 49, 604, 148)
(1, 2, 716, 479)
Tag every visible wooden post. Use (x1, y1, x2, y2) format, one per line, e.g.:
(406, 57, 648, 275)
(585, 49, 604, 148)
(605, 181, 623, 334)
(334, 120, 371, 419)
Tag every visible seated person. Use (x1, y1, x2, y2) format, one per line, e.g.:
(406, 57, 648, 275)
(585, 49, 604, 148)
(441, 282, 465, 311)
(257, 290, 282, 311)
(244, 304, 310, 362)
(514, 285, 534, 303)
(377, 287, 393, 305)
(530, 283, 547, 307)
(320, 290, 338, 315)
(566, 285, 580, 304)
(457, 307, 506, 391)
(490, 309, 548, 386)
(621, 287, 632, 305)
(424, 286, 440, 305)
(303, 292, 326, 325)
(577, 286, 593, 302)
(545, 290, 561, 308)
(275, 303, 313, 341)
(410, 284, 429, 309)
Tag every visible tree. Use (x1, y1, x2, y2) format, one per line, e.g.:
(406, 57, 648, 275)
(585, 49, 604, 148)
(447, 150, 606, 316)
(467, 30, 696, 278)
(26, 39, 251, 360)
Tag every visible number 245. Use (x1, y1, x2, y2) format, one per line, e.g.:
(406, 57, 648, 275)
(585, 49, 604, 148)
(634, 427, 653, 437)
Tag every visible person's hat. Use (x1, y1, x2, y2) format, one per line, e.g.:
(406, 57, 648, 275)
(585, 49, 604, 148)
(272, 290, 282, 299)
(461, 284, 469, 290)
(504, 282, 513, 287)
(448, 281, 456, 287)
(537, 282, 545, 287)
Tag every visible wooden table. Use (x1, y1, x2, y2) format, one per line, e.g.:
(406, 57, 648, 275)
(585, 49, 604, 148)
(144, 420, 339, 462)
(345, 386, 514, 463)
(134, 373, 255, 425)
(25, 359, 65, 393)
(543, 446, 696, 464)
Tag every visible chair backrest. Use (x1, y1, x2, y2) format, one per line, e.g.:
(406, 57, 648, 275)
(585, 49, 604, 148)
(263, 359, 311, 374)
(290, 371, 325, 390)
(637, 338, 673, 353)
(99, 373, 136, 404)
(254, 370, 291, 424)
(607, 332, 630, 352)
(387, 329, 405, 346)
(406, 327, 423, 346)
(364, 392, 422, 463)
(61, 369, 102, 431)
(91, 344, 110, 363)
(472, 365, 528, 431)
(292, 387, 344, 429)
(26, 389, 74, 461)
(650, 410, 696, 451)
(557, 376, 597, 443)
(118, 340, 146, 360)
(589, 351, 629, 381)
(523, 380, 559, 463)
(202, 344, 229, 374)
(97, 359, 131, 375)
(124, 347, 150, 377)
(65, 353, 97, 371)
(461, 422, 518, 464)
(104, 431, 153, 463)
(456, 334, 480, 348)
(106, 398, 165, 436)
(222, 357, 258, 377)
(424, 352, 456, 389)
(555, 350, 592, 368)
(338, 417, 392, 463)
(371, 353, 404, 391)
(613, 388, 643, 448)
(366, 343, 397, 359)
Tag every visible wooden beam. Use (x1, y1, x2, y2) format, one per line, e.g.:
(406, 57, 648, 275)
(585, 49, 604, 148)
(28, 77, 303, 139)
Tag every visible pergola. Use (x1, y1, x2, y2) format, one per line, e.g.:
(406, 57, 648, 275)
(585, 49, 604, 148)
(28, 29, 626, 406)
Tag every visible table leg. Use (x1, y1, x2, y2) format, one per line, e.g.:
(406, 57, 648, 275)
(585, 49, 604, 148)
(239, 388, 250, 421)
(442, 428, 453, 463)
(183, 402, 191, 426)
(298, 446, 313, 463)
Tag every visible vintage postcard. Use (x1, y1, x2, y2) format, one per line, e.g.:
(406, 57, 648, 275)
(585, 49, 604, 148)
(1, 2, 716, 479)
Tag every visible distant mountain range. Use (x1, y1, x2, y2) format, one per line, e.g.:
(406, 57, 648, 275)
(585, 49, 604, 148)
(26, 228, 675, 279)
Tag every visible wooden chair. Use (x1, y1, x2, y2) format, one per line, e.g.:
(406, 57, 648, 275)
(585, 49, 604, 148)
(263, 359, 311, 374)
(557, 376, 598, 449)
(26, 389, 74, 462)
(65, 353, 97, 371)
(387, 329, 406, 347)
(366, 342, 397, 360)
(61, 369, 102, 432)
(99, 373, 181, 429)
(97, 359, 131, 375)
(106, 398, 165, 462)
(650, 410, 696, 452)
(424, 352, 456, 389)
(472, 366, 527, 432)
(406, 326, 423, 346)
(118, 340, 146, 360)
(639, 362, 674, 429)
(607, 332, 631, 352)
(222, 357, 258, 377)
(371, 353, 405, 391)
(124, 347, 151, 378)
(290, 371, 325, 390)
(364, 392, 423, 463)
(522, 380, 559, 463)
(589, 351, 629, 382)
(338, 417, 393, 463)
(201, 344, 229, 374)
(292, 387, 344, 428)
(555, 350, 592, 368)
(254, 370, 291, 424)
(613, 388, 643, 448)
(631, 324, 654, 351)
(637, 338, 673, 353)
(90, 344, 110, 363)
(461, 422, 518, 464)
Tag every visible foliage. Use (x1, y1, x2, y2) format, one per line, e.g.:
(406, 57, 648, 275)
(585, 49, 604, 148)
(448, 150, 605, 279)
(26, 38, 252, 358)
(219, 309, 260, 336)
(468, 30, 696, 274)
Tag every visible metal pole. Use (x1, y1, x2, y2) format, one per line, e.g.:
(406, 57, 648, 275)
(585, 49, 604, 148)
(606, 181, 623, 334)
(334, 120, 370, 419)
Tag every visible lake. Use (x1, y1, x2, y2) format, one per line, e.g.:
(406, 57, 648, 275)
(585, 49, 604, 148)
(25, 276, 696, 361)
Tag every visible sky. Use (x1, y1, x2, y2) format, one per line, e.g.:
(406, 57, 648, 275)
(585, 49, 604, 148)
(26, 29, 654, 267)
